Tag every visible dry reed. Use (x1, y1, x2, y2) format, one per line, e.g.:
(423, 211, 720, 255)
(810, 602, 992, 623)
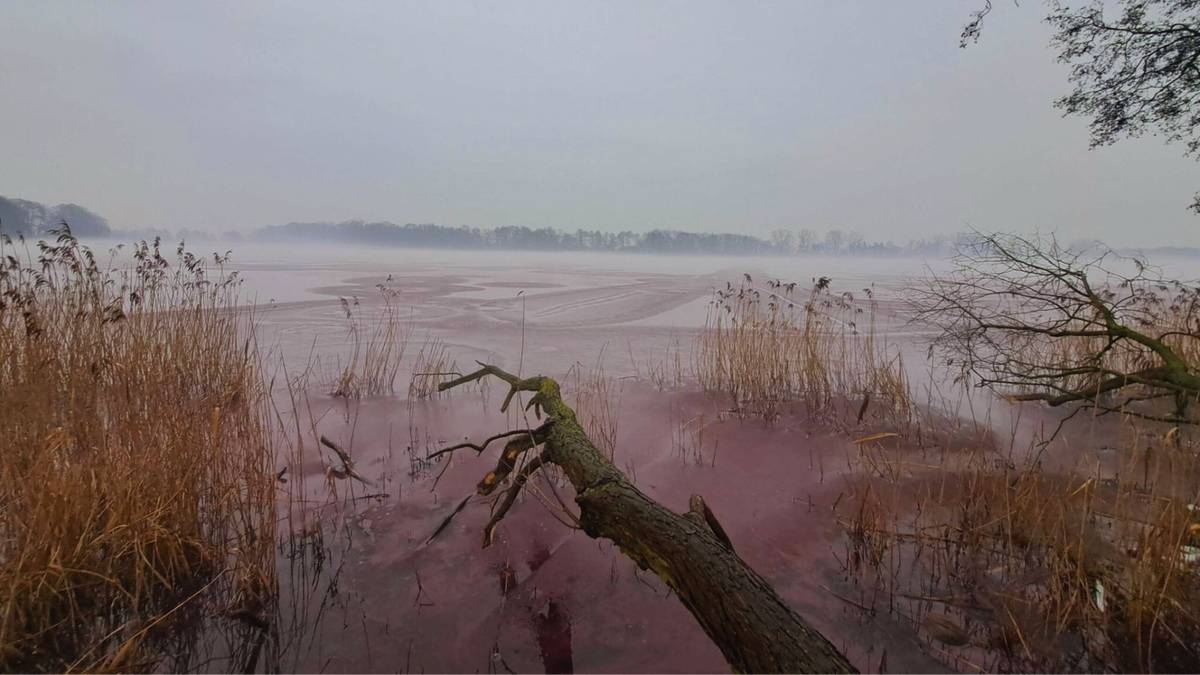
(843, 418, 1200, 671)
(695, 276, 912, 425)
(0, 228, 276, 671)
(628, 334, 686, 391)
(568, 352, 622, 460)
(408, 334, 456, 399)
(329, 291, 409, 398)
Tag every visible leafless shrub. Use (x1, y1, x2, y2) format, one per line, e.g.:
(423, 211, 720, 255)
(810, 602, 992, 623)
(910, 232, 1200, 424)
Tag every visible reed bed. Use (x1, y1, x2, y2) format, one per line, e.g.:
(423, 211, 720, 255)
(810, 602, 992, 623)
(834, 251, 1200, 671)
(695, 276, 912, 424)
(0, 228, 276, 671)
(842, 417, 1200, 671)
(1007, 287, 1200, 420)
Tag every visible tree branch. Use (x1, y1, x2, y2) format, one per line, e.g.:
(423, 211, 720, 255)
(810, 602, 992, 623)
(434, 363, 856, 673)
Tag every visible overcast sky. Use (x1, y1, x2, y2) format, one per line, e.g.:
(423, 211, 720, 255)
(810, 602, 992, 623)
(1, 1, 1196, 246)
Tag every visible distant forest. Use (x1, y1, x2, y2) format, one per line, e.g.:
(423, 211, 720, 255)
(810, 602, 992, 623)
(256, 220, 961, 256)
(4, 195, 1195, 258)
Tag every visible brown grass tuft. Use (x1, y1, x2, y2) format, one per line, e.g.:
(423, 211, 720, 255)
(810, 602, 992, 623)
(568, 351, 623, 460)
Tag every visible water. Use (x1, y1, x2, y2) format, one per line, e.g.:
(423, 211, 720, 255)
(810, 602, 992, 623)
(172, 244, 951, 673)
(125, 241, 1199, 672)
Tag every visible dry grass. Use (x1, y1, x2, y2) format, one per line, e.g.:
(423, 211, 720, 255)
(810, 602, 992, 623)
(568, 352, 623, 460)
(408, 334, 457, 399)
(842, 421, 1200, 672)
(329, 291, 409, 398)
(695, 276, 912, 425)
(835, 250, 1200, 671)
(670, 408, 715, 467)
(910, 236, 1200, 424)
(0, 228, 276, 671)
(628, 334, 686, 391)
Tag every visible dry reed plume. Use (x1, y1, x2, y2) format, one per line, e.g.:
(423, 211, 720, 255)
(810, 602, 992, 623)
(0, 227, 276, 671)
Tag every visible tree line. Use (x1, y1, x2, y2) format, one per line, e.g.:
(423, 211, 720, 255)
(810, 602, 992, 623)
(0, 195, 111, 238)
(255, 219, 972, 256)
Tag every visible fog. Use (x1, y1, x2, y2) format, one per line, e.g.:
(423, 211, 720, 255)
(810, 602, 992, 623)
(8, 4, 1200, 671)
(1, 1, 1197, 246)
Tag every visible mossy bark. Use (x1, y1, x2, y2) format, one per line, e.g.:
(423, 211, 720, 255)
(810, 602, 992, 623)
(439, 365, 856, 674)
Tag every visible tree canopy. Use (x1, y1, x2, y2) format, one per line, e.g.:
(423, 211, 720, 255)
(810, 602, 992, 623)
(966, 0, 1200, 212)
(0, 196, 111, 237)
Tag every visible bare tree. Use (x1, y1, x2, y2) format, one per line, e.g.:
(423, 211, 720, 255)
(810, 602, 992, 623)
(911, 233, 1200, 423)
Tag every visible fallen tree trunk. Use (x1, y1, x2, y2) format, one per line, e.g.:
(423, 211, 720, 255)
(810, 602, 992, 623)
(435, 364, 856, 674)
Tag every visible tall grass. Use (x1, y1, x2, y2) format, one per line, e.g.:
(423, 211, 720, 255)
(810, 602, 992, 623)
(695, 277, 912, 424)
(408, 335, 456, 399)
(1006, 287, 1200, 420)
(329, 291, 409, 399)
(0, 228, 276, 671)
(843, 410, 1200, 670)
(568, 352, 622, 460)
(831, 259, 1200, 671)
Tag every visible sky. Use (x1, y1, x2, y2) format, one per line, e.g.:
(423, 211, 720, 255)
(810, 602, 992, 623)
(0, 1, 1197, 246)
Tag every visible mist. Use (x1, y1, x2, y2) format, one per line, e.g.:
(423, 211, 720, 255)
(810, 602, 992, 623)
(1, 1, 1197, 246)
(8, 4, 1200, 673)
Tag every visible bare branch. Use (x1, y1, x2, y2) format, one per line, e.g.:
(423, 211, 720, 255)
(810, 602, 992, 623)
(482, 452, 548, 548)
(427, 426, 545, 461)
(911, 232, 1200, 424)
(421, 361, 856, 672)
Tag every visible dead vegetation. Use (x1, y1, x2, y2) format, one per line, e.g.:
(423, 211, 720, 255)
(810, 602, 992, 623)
(912, 233, 1200, 424)
(408, 334, 457, 399)
(835, 235, 1200, 672)
(842, 422, 1200, 672)
(429, 363, 856, 673)
(628, 334, 686, 391)
(695, 275, 913, 426)
(0, 227, 276, 671)
(674, 242, 1200, 671)
(568, 351, 622, 460)
(329, 290, 409, 398)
